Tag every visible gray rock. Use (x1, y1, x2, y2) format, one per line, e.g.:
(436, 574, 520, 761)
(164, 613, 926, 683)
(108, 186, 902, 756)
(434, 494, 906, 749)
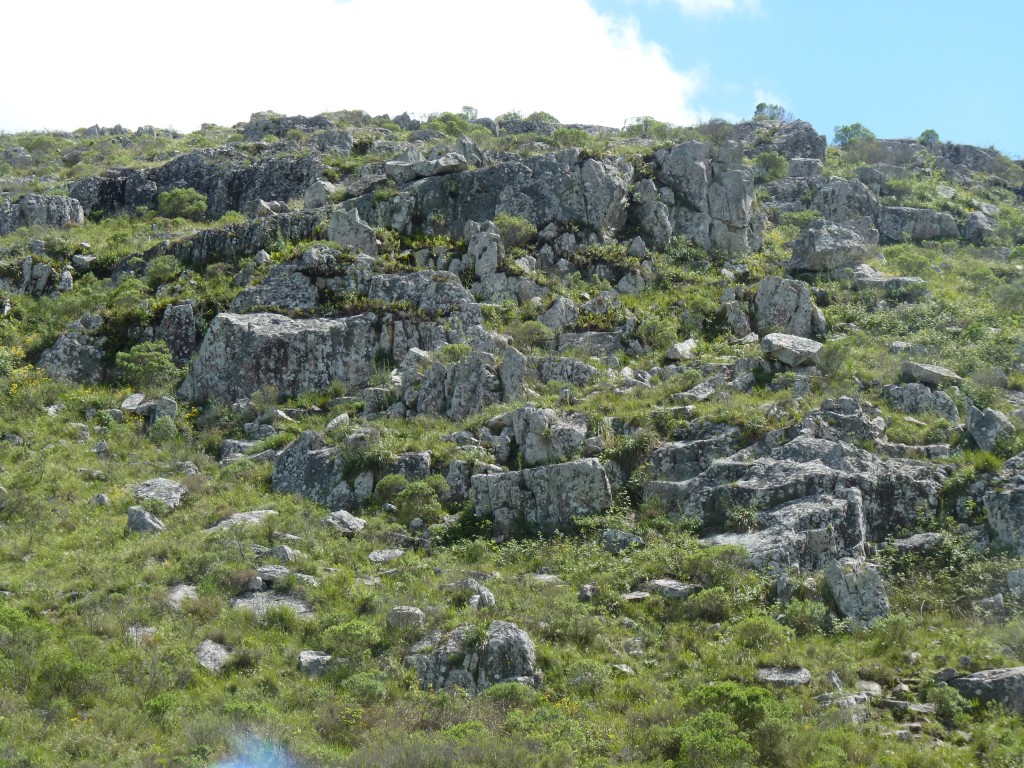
(643, 579, 701, 600)
(205, 508, 277, 532)
(968, 406, 1015, 452)
(327, 208, 378, 256)
(230, 591, 313, 618)
(539, 296, 579, 332)
(655, 140, 760, 253)
(324, 509, 366, 535)
(387, 606, 426, 629)
(230, 264, 318, 313)
(885, 532, 944, 554)
(812, 178, 880, 242)
(446, 578, 496, 610)
(965, 211, 995, 245)
(472, 458, 613, 539)
(761, 333, 822, 367)
(1008, 569, 1024, 598)
(782, 157, 820, 178)
(601, 529, 646, 553)
(757, 666, 812, 686)
(126, 506, 166, 533)
(666, 339, 698, 361)
(167, 584, 197, 610)
(951, 667, 1024, 715)
(883, 383, 959, 423)
(825, 558, 890, 627)
(196, 640, 233, 673)
(0, 193, 84, 235)
(721, 300, 752, 337)
(404, 620, 541, 694)
(369, 549, 405, 564)
(753, 276, 826, 338)
(37, 333, 105, 384)
(303, 180, 336, 209)
(159, 303, 197, 363)
(985, 454, 1024, 553)
(879, 206, 960, 244)
(852, 264, 927, 296)
(901, 361, 962, 387)
(511, 406, 587, 467)
(789, 221, 871, 274)
(135, 478, 187, 509)
(299, 650, 334, 678)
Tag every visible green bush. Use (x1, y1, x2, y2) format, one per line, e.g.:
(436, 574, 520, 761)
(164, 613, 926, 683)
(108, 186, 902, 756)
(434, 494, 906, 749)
(754, 151, 789, 183)
(493, 212, 537, 248)
(393, 476, 449, 525)
(510, 320, 555, 351)
(374, 473, 409, 504)
(782, 598, 829, 636)
(833, 123, 876, 147)
(157, 187, 208, 220)
(683, 586, 733, 622)
(114, 340, 181, 391)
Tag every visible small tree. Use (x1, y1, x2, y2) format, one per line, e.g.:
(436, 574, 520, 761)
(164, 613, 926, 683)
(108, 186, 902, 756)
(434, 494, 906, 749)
(157, 187, 208, 221)
(115, 341, 181, 391)
(918, 128, 940, 147)
(753, 102, 792, 122)
(833, 123, 876, 148)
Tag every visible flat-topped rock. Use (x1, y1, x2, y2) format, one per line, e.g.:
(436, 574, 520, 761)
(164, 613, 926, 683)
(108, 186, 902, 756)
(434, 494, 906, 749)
(901, 361, 962, 387)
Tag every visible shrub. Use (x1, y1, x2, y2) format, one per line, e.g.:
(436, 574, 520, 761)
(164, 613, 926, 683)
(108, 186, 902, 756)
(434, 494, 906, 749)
(510, 320, 555, 351)
(115, 340, 181, 391)
(374, 473, 409, 504)
(322, 619, 383, 658)
(156, 187, 208, 220)
(394, 477, 449, 525)
(833, 123, 876, 147)
(731, 615, 793, 652)
(753, 102, 793, 122)
(919, 129, 940, 147)
(493, 212, 537, 248)
(683, 586, 733, 622)
(782, 598, 829, 636)
(754, 151, 789, 183)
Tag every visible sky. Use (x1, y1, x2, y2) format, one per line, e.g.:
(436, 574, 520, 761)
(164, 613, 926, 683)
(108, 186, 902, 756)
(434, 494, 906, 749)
(2, 0, 1021, 157)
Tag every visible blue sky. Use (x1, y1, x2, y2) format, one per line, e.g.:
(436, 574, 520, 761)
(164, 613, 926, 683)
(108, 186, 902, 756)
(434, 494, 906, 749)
(2, 0, 1021, 158)
(591, 0, 1024, 156)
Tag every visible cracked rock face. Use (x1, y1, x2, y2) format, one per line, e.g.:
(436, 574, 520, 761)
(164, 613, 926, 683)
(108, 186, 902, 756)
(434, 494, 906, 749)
(404, 620, 541, 694)
(824, 557, 890, 627)
(471, 458, 613, 539)
(951, 667, 1024, 715)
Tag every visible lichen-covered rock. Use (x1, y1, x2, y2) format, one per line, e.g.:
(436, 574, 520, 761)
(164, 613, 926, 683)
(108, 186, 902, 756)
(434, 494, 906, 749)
(879, 206, 960, 243)
(753, 276, 826, 338)
(983, 453, 1024, 553)
(647, 431, 947, 557)
(788, 221, 872, 274)
(328, 208, 378, 255)
(824, 558, 890, 627)
(159, 303, 197, 363)
(404, 620, 541, 693)
(387, 606, 426, 629)
(472, 458, 612, 539)
(967, 406, 1015, 452)
(37, 333, 105, 384)
(757, 666, 812, 686)
(324, 509, 366, 535)
(655, 140, 759, 253)
(510, 406, 587, 467)
(951, 667, 1024, 715)
(761, 333, 822, 367)
(229, 264, 319, 313)
(126, 506, 166, 534)
(298, 650, 334, 678)
(196, 640, 233, 673)
(135, 478, 187, 509)
(812, 178, 880, 242)
(0, 193, 84, 235)
(883, 383, 959, 423)
(901, 361, 962, 387)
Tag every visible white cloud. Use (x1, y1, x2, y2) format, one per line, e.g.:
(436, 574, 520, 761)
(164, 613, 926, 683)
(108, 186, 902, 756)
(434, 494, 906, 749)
(0, 0, 704, 133)
(669, 0, 760, 17)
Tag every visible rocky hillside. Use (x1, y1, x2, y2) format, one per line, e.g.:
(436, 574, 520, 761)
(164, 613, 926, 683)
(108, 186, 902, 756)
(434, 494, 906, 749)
(2, 108, 1024, 767)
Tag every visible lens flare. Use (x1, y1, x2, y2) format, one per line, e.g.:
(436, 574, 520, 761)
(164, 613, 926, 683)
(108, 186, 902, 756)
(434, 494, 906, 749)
(210, 735, 297, 768)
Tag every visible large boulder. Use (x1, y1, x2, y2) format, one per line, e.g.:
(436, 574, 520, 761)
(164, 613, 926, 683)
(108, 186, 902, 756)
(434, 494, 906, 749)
(879, 206, 960, 244)
(327, 208, 378, 256)
(405, 621, 541, 694)
(761, 333, 822, 367)
(824, 558, 890, 627)
(967, 406, 1015, 452)
(472, 458, 612, 539)
(812, 178, 880, 242)
(159, 303, 197, 363)
(883, 383, 959, 423)
(753, 276, 826, 338)
(0, 193, 84, 234)
(951, 667, 1024, 715)
(510, 406, 588, 467)
(655, 140, 760, 254)
(983, 453, 1024, 553)
(37, 332, 105, 384)
(788, 221, 872, 274)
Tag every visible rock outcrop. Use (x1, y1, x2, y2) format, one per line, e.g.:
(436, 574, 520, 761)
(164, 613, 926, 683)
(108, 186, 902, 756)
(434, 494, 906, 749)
(405, 621, 542, 693)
